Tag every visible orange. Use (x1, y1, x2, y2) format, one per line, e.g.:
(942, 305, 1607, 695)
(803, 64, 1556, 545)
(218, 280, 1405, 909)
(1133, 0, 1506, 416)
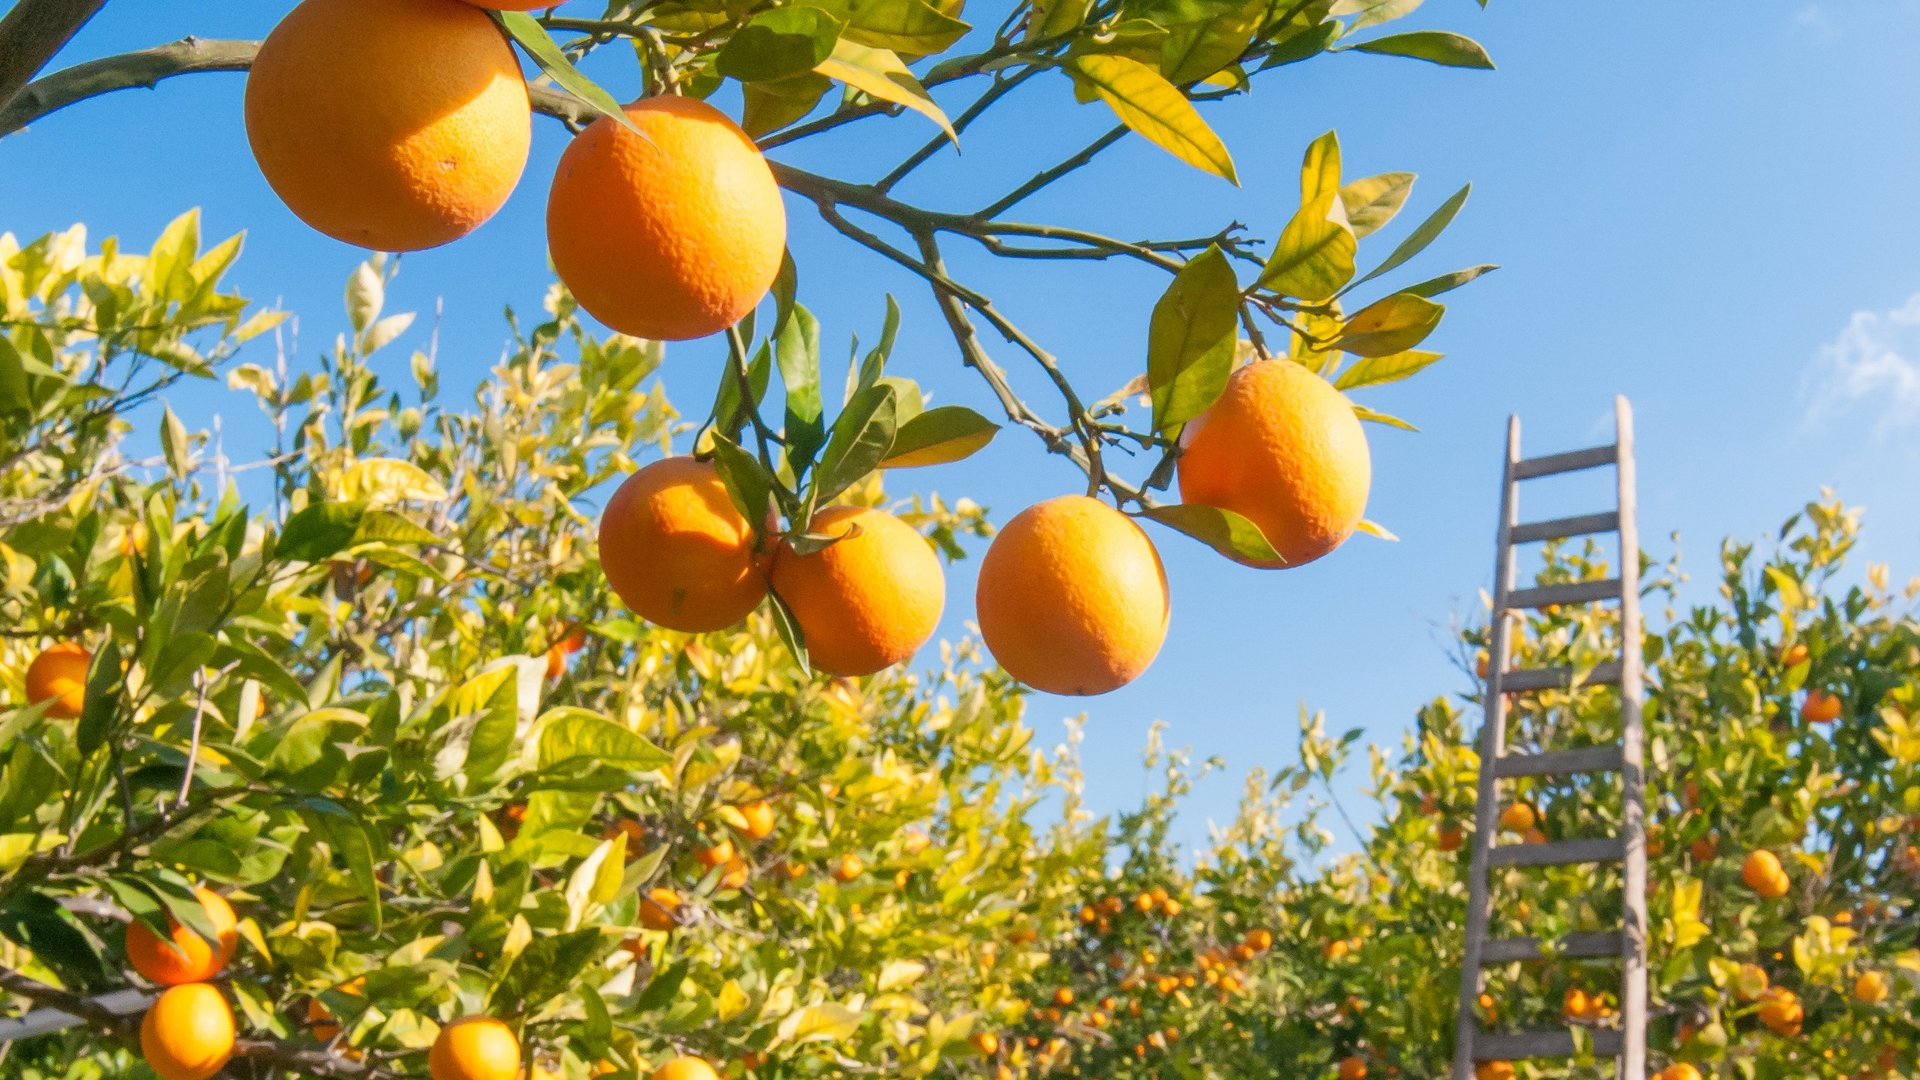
(24, 641, 90, 718)
(1659, 1066, 1702, 1080)
(1779, 642, 1809, 667)
(654, 1057, 721, 1080)
(1689, 835, 1717, 861)
(1742, 850, 1789, 898)
(125, 887, 238, 986)
(1437, 825, 1464, 852)
(1757, 987, 1803, 1035)
(1052, 987, 1075, 1007)
(599, 457, 770, 633)
(1734, 962, 1769, 1001)
(543, 626, 587, 681)
(639, 887, 682, 931)
(1475, 650, 1490, 679)
(1338, 1055, 1368, 1079)
(1802, 689, 1843, 723)
(547, 95, 785, 340)
(975, 496, 1168, 696)
(1474, 1063, 1514, 1080)
(1176, 359, 1370, 568)
(695, 837, 736, 869)
(1245, 928, 1274, 952)
(1521, 826, 1548, 845)
(246, 0, 530, 251)
(1854, 970, 1890, 1004)
(141, 982, 235, 1080)
(970, 1032, 1000, 1056)
(720, 855, 750, 890)
(769, 506, 944, 677)
(1497, 803, 1536, 833)
(429, 1016, 521, 1080)
(732, 800, 776, 840)
(1562, 988, 1591, 1020)
(830, 853, 865, 883)
(460, 0, 558, 7)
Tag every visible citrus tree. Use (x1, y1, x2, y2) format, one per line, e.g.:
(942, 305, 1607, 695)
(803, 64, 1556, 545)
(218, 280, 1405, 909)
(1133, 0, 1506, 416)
(1007, 497, 1920, 1080)
(0, 0, 1503, 1075)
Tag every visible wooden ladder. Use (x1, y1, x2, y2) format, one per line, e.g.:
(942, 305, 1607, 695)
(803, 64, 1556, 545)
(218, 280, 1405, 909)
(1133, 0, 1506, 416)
(1451, 396, 1647, 1080)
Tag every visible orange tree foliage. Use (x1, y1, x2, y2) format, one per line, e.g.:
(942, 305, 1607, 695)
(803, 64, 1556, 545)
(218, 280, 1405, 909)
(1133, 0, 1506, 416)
(1, 223, 1915, 1078)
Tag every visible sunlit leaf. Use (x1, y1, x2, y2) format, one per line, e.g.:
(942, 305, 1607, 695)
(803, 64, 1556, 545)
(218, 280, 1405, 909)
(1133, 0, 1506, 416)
(1067, 54, 1237, 184)
(1148, 245, 1240, 432)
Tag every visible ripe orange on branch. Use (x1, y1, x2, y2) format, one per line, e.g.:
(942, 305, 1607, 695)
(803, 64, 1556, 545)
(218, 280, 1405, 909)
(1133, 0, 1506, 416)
(430, 1016, 521, 1080)
(1176, 359, 1371, 568)
(976, 495, 1169, 696)
(1802, 688, 1843, 723)
(141, 982, 236, 1080)
(1742, 849, 1790, 898)
(547, 95, 786, 340)
(769, 506, 944, 677)
(245, 0, 531, 251)
(24, 641, 90, 718)
(125, 887, 238, 986)
(599, 457, 771, 633)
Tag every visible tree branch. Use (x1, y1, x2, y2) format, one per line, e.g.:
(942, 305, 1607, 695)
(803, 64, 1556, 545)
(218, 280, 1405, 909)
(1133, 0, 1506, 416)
(0, 34, 251, 137)
(0, 0, 109, 116)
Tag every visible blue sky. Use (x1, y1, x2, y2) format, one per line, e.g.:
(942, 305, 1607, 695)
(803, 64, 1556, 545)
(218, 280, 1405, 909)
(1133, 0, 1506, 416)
(4, 1, 1919, 851)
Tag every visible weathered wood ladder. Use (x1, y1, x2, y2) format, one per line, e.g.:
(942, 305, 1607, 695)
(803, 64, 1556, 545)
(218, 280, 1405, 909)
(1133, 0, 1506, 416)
(1451, 396, 1647, 1080)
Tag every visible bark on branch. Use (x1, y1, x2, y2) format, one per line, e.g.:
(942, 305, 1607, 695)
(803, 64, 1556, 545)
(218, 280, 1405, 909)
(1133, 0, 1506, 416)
(0, 0, 109, 115)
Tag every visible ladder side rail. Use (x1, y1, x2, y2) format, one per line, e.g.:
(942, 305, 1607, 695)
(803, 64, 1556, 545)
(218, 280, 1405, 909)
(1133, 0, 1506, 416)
(1614, 396, 1648, 1080)
(1452, 415, 1522, 1080)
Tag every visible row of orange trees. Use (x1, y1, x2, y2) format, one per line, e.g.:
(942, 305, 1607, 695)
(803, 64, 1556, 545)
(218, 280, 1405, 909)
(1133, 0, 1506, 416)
(2, 223, 1915, 1079)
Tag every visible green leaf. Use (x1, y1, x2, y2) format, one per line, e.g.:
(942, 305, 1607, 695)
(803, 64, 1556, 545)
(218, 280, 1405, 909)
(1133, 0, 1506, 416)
(1352, 403, 1417, 431)
(1029, 0, 1092, 39)
(0, 894, 105, 985)
(490, 929, 603, 1013)
(1260, 19, 1341, 68)
(1333, 349, 1441, 390)
(767, 590, 810, 675)
(719, 6, 848, 82)
(1299, 130, 1341, 204)
(712, 340, 773, 436)
(1350, 30, 1494, 69)
(353, 509, 440, 547)
(1338, 172, 1415, 238)
(1257, 196, 1356, 301)
(1336, 293, 1443, 356)
(710, 432, 778, 530)
(1352, 182, 1470, 289)
(493, 13, 645, 134)
(538, 712, 672, 772)
(882, 406, 1000, 468)
(160, 405, 191, 479)
(1147, 245, 1240, 432)
(1139, 504, 1281, 565)
(277, 501, 369, 563)
(777, 305, 826, 475)
(1330, 0, 1424, 30)
(1400, 263, 1498, 298)
(812, 383, 898, 505)
(75, 639, 122, 758)
(1066, 54, 1238, 184)
(742, 73, 835, 137)
(816, 40, 955, 140)
(822, 0, 972, 55)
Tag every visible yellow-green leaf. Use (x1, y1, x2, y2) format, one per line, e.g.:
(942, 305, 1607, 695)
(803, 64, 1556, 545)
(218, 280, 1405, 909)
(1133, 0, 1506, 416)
(1300, 130, 1341, 204)
(1336, 292, 1443, 357)
(1334, 349, 1441, 390)
(816, 41, 955, 141)
(1067, 53, 1238, 184)
(1338, 171, 1415, 237)
(776, 1001, 864, 1045)
(1257, 195, 1355, 300)
(339, 458, 448, 506)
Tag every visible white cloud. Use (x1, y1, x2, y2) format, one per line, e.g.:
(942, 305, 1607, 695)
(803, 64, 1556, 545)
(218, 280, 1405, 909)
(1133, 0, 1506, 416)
(1804, 292, 1920, 436)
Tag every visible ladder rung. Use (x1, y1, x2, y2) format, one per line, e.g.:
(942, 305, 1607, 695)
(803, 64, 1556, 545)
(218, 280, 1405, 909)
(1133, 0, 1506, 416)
(1493, 745, 1624, 779)
(1488, 837, 1625, 868)
(1499, 661, 1623, 693)
(1511, 444, 1617, 480)
(1475, 1028, 1623, 1060)
(1504, 579, 1621, 610)
(1480, 931, 1623, 964)
(1510, 511, 1619, 544)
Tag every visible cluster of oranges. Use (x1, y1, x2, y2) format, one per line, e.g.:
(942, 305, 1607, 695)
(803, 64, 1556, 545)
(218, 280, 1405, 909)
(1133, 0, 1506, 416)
(1740, 848, 1791, 899)
(126, 888, 239, 1080)
(599, 360, 1373, 696)
(246, 0, 785, 343)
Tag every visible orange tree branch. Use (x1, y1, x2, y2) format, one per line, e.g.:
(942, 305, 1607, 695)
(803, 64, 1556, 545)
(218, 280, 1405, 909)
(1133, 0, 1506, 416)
(0, 0, 109, 114)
